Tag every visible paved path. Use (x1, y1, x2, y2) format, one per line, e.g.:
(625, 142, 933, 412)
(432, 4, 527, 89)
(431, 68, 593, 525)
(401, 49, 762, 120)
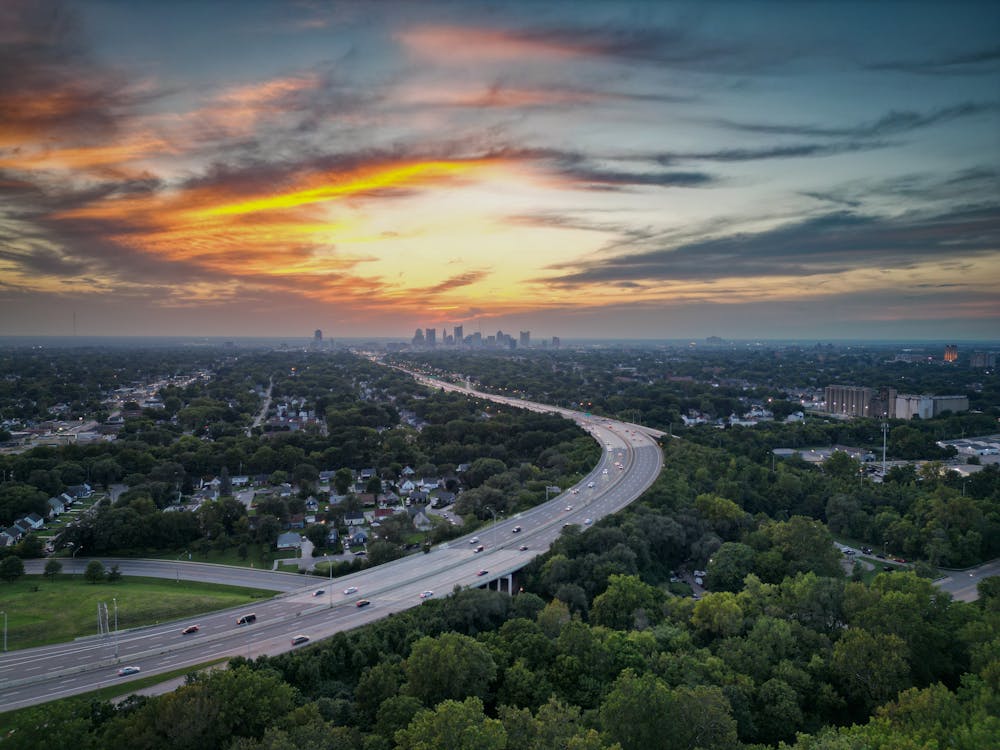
(935, 558, 1000, 602)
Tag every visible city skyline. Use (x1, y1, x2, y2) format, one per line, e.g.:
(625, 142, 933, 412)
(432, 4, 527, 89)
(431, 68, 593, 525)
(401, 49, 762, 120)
(1, 1, 998, 341)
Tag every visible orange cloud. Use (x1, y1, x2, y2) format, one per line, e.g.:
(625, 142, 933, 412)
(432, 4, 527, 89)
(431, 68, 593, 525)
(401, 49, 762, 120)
(398, 25, 584, 63)
(196, 159, 493, 217)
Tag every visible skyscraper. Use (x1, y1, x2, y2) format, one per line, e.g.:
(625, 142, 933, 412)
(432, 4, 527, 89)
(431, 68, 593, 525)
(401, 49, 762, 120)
(425, 328, 436, 346)
(412, 328, 425, 346)
(453, 325, 463, 345)
(519, 331, 530, 348)
(944, 344, 958, 362)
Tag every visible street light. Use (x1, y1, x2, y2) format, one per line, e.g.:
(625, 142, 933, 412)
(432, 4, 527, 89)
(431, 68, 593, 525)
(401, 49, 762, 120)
(2, 610, 6, 652)
(113, 597, 119, 658)
(484, 506, 499, 549)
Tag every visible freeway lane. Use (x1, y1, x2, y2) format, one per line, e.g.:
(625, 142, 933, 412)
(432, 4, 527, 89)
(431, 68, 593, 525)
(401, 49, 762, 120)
(0, 377, 663, 711)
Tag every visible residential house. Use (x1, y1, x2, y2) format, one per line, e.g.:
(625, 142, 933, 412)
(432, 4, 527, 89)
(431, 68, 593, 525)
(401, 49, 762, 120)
(349, 529, 369, 546)
(276, 531, 302, 550)
(399, 479, 416, 493)
(67, 483, 93, 498)
(24, 513, 45, 529)
(287, 513, 305, 529)
(47, 496, 67, 517)
(344, 511, 366, 527)
(411, 511, 433, 531)
(0, 531, 15, 548)
(431, 491, 456, 508)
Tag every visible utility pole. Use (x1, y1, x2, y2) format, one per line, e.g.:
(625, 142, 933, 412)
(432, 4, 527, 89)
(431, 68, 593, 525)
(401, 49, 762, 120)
(113, 597, 119, 658)
(2, 611, 7, 652)
(881, 422, 888, 476)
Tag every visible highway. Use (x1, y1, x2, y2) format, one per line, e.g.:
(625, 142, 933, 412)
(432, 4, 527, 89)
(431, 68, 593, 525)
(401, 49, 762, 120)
(0, 376, 664, 711)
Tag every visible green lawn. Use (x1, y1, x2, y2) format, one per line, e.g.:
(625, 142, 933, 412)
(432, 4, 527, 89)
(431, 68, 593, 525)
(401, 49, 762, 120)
(0, 575, 275, 650)
(144, 543, 297, 569)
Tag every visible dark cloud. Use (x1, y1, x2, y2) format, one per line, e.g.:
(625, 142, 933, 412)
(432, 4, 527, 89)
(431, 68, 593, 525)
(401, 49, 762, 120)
(543, 206, 1000, 286)
(713, 101, 998, 140)
(555, 166, 714, 190)
(651, 140, 888, 165)
(867, 45, 1000, 75)
(0, 246, 91, 277)
(420, 270, 489, 294)
(500, 23, 788, 72)
(0, 1, 154, 144)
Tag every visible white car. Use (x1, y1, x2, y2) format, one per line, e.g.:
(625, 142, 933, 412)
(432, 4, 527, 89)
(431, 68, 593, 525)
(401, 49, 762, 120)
(117, 666, 141, 676)
(565, 505, 573, 511)
(587, 482, 595, 488)
(343, 586, 358, 595)
(419, 590, 434, 599)
(584, 518, 593, 525)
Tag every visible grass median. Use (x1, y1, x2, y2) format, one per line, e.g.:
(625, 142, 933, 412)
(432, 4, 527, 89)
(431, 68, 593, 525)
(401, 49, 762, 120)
(0, 575, 276, 650)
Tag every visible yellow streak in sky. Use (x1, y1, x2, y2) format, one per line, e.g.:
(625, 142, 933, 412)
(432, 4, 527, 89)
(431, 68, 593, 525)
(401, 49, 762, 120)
(197, 160, 485, 218)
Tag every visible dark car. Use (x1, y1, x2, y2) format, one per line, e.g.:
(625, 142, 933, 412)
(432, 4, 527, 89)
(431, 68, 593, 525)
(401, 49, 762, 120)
(356, 599, 371, 607)
(181, 624, 200, 635)
(236, 613, 257, 626)
(512, 526, 521, 533)
(518, 545, 528, 551)
(477, 569, 488, 576)
(313, 589, 324, 597)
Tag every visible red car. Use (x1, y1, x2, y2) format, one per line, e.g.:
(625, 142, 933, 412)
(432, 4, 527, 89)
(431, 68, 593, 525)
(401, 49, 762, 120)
(356, 599, 371, 607)
(182, 625, 200, 635)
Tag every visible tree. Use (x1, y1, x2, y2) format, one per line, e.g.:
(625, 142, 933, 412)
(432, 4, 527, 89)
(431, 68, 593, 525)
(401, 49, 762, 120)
(333, 468, 353, 496)
(599, 670, 675, 750)
(707, 542, 756, 592)
(832, 628, 911, 713)
(44, 558, 63, 581)
(590, 574, 665, 630)
(0, 555, 25, 583)
(403, 633, 498, 706)
(692, 591, 745, 637)
(106, 564, 122, 583)
(84, 559, 106, 583)
(395, 697, 506, 750)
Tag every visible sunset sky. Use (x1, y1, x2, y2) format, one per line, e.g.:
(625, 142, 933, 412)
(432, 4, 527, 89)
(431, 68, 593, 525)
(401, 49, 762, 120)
(1, 0, 998, 341)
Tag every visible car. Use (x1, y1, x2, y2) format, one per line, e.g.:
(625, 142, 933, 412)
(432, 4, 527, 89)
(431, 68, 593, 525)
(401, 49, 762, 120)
(343, 586, 358, 595)
(602, 468, 608, 474)
(469, 537, 479, 544)
(584, 518, 592, 525)
(893, 557, 906, 563)
(587, 482, 595, 488)
(571, 488, 579, 494)
(291, 634, 310, 645)
(518, 545, 528, 551)
(313, 589, 325, 597)
(181, 624, 200, 635)
(356, 599, 371, 607)
(420, 590, 434, 599)
(117, 666, 141, 676)
(565, 505, 573, 511)
(477, 569, 488, 576)
(512, 526, 521, 533)
(353, 550, 367, 556)
(236, 613, 257, 625)
(862, 547, 873, 554)
(474, 545, 484, 553)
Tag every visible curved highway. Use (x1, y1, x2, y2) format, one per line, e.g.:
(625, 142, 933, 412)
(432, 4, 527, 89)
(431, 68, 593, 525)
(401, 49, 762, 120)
(0, 375, 663, 711)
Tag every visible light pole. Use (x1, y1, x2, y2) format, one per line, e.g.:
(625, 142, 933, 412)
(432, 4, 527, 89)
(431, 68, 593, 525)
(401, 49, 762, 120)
(2, 610, 6, 652)
(485, 506, 498, 549)
(328, 555, 333, 609)
(113, 597, 119, 658)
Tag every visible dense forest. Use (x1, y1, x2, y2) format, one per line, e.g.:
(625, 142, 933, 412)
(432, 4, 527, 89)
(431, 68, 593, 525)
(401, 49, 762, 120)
(3, 446, 997, 749)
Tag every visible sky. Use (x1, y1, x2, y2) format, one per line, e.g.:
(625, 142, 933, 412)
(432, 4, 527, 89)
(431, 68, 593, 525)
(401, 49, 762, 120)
(0, 0, 998, 342)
